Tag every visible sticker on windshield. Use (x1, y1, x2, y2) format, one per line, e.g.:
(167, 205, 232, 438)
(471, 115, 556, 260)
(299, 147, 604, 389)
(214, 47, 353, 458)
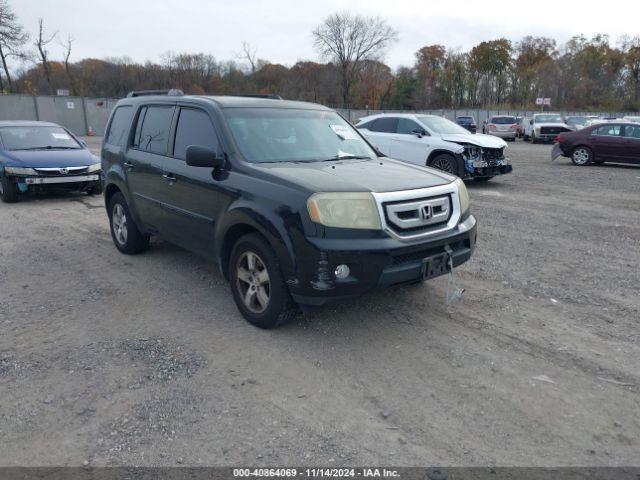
(329, 124, 358, 140)
(52, 133, 71, 140)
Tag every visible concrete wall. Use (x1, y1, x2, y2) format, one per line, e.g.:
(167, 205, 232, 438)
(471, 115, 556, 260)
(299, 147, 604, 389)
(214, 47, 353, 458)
(0, 94, 119, 136)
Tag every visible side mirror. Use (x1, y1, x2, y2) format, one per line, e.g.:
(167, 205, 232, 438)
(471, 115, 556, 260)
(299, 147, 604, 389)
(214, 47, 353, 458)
(186, 145, 224, 169)
(411, 128, 426, 138)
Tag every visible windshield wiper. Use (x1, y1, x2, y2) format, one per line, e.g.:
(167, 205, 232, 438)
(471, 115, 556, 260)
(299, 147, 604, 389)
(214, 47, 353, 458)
(322, 155, 370, 162)
(12, 146, 79, 151)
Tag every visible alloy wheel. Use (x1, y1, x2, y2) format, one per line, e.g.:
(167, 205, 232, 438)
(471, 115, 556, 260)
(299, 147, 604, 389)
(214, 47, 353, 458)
(431, 156, 455, 174)
(572, 148, 590, 165)
(112, 203, 128, 245)
(236, 251, 271, 314)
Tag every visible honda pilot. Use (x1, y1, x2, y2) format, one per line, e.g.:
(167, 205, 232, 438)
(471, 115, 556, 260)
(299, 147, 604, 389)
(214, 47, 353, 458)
(102, 91, 477, 328)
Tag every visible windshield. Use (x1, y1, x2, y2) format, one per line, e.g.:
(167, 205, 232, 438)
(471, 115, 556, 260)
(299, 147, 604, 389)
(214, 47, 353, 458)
(223, 108, 377, 163)
(566, 117, 587, 125)
(457, 117, 474, 123)
(491, 117, 516, 124)
(0, 126, 81, 151)
(416, 116, 471, 135)
(535, 115, 563, 123)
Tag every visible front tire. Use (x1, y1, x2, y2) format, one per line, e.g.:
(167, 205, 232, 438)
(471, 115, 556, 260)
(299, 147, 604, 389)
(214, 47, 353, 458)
(229, 233, 298, 329)
(571, 146, 593, 166)
(108, 192, 149, 254)
(428, 153, 461, 177)
(0, 175, 19, 203)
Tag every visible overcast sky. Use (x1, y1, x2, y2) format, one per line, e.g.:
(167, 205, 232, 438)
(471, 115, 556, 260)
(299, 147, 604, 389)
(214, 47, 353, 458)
(11, 0, 640, 69)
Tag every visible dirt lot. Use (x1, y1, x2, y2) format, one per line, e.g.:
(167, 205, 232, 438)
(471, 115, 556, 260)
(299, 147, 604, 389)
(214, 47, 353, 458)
(0, 138, 638, 467)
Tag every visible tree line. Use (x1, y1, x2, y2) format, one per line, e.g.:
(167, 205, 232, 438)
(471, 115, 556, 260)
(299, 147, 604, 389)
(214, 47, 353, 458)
(1, 2, 639, 111)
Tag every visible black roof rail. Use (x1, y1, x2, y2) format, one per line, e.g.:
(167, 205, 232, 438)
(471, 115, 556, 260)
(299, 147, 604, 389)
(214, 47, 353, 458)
(126, 89, 184, 98)
(233, 94, 283, 100)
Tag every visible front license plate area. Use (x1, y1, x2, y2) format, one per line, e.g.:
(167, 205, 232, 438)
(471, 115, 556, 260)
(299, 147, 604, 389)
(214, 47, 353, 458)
(421, 253, 450, 280)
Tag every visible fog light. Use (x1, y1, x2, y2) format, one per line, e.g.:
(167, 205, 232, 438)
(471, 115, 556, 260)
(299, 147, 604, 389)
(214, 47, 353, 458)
(334, 264, 350, 279)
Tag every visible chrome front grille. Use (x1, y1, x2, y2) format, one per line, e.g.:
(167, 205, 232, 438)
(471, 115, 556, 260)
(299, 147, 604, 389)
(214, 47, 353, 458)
(385, 195, 451, 232)
(34, 166, 88, 177)
(372, 184, 461, 242)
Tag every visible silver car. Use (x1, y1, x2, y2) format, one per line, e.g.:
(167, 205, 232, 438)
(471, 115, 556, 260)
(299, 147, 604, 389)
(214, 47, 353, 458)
(483, 115, 517, 141)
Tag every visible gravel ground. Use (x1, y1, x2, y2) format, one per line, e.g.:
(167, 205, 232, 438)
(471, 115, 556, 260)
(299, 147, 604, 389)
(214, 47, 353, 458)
(0, 138, 638, 467)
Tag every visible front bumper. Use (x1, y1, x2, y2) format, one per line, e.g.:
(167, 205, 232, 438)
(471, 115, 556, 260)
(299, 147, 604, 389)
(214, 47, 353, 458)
(289, 215, 477, 306)
(22, 174, 100, 185)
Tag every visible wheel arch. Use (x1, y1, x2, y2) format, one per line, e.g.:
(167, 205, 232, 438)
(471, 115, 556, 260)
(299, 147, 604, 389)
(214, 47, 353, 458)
(216, 208, 297, 282)
(426, 149, 466, 177)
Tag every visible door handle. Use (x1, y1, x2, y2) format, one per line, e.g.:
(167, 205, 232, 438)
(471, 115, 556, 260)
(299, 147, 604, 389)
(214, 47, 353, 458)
(162, 173, 177, 184)
(124, 161, 134, 170)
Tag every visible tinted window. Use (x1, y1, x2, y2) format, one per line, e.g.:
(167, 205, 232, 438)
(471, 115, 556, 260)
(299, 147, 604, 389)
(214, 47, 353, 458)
(370, 117, 398, 133)
(105, 106, 133, 147)
(594, 125, 621, 137)
(623, 125, 640, 139)
(173, 108, 219, 160)
(132, 106, 173, 154)
(396, 118, 422, 134)
(356, 120, 373, 130)
(490, 117, 516, 124)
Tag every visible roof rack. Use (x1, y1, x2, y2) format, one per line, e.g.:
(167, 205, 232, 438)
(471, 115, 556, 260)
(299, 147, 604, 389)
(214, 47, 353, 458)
(126, 89, 184, 98)
(233, 94, 283, 100)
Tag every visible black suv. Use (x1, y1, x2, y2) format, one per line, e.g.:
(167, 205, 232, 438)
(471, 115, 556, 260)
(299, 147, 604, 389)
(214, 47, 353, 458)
(102, 91, 477, 328)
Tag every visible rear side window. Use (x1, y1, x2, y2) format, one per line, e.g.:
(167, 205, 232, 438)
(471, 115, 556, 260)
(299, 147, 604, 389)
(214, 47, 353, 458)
(105, 106, 133, 147)
(623, 125, 640, 139)
(173, 108, 219, 160)
(370, 117, 398, 133)
(132, 105, 174, 154)
(396, 118, 422, 134)
(594, 125, 621, 137)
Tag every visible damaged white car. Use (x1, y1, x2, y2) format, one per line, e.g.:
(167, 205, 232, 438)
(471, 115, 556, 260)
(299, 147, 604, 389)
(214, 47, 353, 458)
(355, 113, 512, 181)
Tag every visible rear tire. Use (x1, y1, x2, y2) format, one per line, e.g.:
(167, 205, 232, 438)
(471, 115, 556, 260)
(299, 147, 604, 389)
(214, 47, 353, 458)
(571, 146, 593, 166)
(229, 233, 298, 329)
(0, 175, 19, 203)
(428, 153, 461, 177)
(108, 192, 149, 254)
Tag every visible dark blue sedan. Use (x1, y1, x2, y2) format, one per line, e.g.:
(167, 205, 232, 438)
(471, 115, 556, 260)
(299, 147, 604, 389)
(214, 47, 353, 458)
(0, 120, 102, 203)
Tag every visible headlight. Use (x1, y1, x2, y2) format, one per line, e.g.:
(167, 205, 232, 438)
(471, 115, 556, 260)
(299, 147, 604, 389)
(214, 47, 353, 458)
(454, 178, 470, 215)
(87, 163, 102, 173)
(307, 192, 381, 230)
(4, 166, 37, 175)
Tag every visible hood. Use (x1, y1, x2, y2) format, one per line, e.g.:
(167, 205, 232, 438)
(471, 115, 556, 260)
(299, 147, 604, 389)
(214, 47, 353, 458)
(1, 148, 98, 168)
(254, 157, 455, 193)
(440, 133, 507, 148)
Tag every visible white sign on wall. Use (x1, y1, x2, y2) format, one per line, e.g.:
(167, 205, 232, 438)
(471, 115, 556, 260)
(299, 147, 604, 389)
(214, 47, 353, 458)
(66, 101, 75, 109)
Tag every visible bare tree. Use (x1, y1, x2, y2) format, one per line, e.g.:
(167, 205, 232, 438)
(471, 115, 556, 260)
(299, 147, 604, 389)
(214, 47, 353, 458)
(0, 0, 28, 92)
(60, 34, 77, 95)
(313, 12, 397, 106)
(239, 41, 258, 74)
(34, 18, 57, 94)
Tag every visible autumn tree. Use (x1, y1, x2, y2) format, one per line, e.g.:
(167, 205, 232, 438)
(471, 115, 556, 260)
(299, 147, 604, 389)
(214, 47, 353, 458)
(313, 12, 397, 107)
(0, 0, 28, 92)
